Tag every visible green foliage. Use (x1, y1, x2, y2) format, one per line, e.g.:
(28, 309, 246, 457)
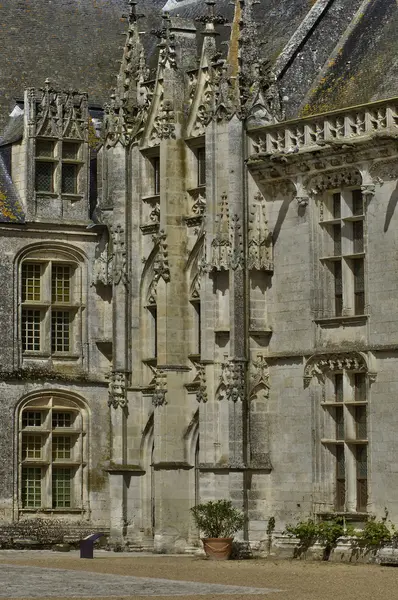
(190, 500, 245, 538)
(266, 516, 276, 537)
(285, 518, 318, 552)
(354, 516, 392, 550)
(285, 517, 354, 560)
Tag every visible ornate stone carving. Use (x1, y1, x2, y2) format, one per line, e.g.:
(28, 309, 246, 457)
(150, 366, 168, 407)
(218, 359, 245, 403)
(303, 352, 371, 387)
(210, 193, 243, 271)
(248, 192, 273, 271)
(153, 13, 177, 70)
(249, 355, 270, 399)
(308, 169, 362, 194)
(370, 160, 398, 182)
(108, 371, 127, 409)
(151, 98, 176, 142)
(93, 243, 113, 286)
(192, 362, 208, 403)
(191, 192, 206, 217)
(152, 229, 170, 283)
(110, 224, 128, 286)
(34, 78, 88, 140)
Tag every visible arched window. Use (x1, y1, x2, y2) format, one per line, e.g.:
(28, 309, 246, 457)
(18, 246, 85, 361)
(18, 393, 88, 512)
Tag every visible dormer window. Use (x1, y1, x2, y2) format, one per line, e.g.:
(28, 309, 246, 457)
(35, 140, 55, 193)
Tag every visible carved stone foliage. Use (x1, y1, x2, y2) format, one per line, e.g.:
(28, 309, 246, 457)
(108, 371, 127, 409)
(218, 359, 245, 403)
(103, 95, 129, 147)
(150, 366, 168, 407)
(370, 160, 398, 182)
(248, 192, 273, 271)
(153, 13, 177, 71)
(31, 78, 88, 140)
(147, 229, 170, 304)
(303, 352, 372, 387)
(93, 242, 113, 286)
(249, 355, 270, 400)
(307, 169, 362, 194)
(110, 224, 128, 286)
(210, 193, 243, 271)
(151, 98, 176, 143)
(186, 362, 208, 403)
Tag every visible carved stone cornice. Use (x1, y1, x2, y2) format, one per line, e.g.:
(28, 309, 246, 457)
(303, 352, 374, 388)
(108, 371, 127, 409)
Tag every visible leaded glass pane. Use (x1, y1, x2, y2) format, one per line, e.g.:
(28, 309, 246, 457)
(22, 309, 41, 351)
(22, 411, 42, 427)
(22, 263, 41, 302)
(333, 224, 341, 255)
(332, 193, 341, 218)
(354, 373, 366, 402)
(353, 258, 365, 314)
(334, 374, 343, 402)
(52, 468, 71, 508)
(35, 161, 54, 192)
(353, 221, 364, 253)
(52, 436, 71, 460)
(51, 311, 70, 353)
(22, 435, 42, 459)
(335, 406, 344, 439)
(36, 140, 54, 157)
(51, 265, 71, 303)
(352, 189, 363, 216)
(62, 142, 79, 160)
(355, 406, 367, 439)
(357, 445, 368, 477)
(22, 467, 42, 508)
(52, 412, 72, 428)
(61, 164, 77, 194)
(334, 261, 343, 316)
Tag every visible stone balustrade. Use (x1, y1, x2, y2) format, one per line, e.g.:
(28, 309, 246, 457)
(248, 98, 398, 157)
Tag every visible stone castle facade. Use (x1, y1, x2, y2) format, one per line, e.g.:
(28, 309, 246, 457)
(0, 0, 398, 552)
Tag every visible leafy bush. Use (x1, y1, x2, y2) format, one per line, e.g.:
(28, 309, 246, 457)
(317, 517, 354, 560)
(190, 500, 245, 538)
(285, 518, 318, 555)
(285, 517, 354, 560)
(354, 516, 392, 551)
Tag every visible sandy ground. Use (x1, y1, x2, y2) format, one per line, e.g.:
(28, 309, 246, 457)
(0, 550, 396, 600)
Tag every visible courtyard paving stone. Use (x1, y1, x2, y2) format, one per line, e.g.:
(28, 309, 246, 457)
(0, 550, 397, 600)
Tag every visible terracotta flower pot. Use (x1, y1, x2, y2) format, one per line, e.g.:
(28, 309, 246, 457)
(201, 537, 234, 560)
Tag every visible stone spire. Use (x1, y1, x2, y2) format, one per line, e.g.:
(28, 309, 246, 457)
(104, 0, 148, 145)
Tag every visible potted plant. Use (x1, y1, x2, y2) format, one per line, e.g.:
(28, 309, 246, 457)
(190, 499, 245, 560)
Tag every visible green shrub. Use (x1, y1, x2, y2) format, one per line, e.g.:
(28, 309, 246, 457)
(285, 516, 353, 560)
(354, 516, 392, 551)
(190, 500, 245, 538)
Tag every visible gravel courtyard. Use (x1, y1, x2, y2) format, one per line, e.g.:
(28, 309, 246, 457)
(0, 550, 396, 600)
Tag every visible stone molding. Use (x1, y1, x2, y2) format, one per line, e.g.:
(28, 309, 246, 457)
(303, 351, 376, 387)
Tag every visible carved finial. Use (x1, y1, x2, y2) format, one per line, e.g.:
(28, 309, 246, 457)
(44, 77, 51, 91)
(196, 0, 227, 29)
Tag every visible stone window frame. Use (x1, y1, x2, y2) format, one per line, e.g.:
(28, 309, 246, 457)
(17, 244, 87, 364)
(35, 138, 84, 199)
(317, 185, 367, 319)
(317, 184, 368, 319)
(17, 391, 89, 515)
(304, 352, 375, 516)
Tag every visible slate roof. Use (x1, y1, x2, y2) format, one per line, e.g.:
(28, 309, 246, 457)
(0, 0, 165, 129)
